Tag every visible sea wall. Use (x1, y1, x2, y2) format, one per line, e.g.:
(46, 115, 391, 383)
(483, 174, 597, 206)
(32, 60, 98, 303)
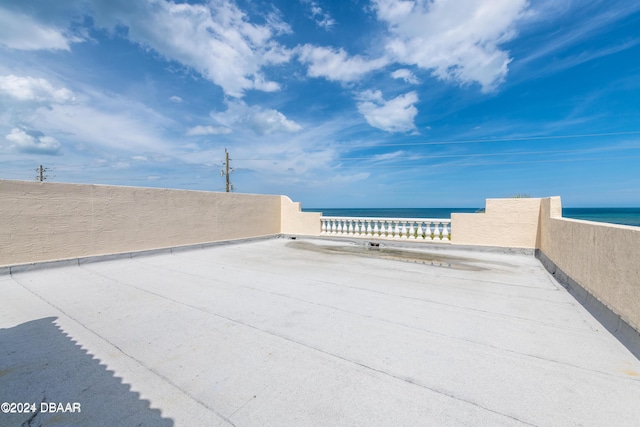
(0, 180, 317, 267)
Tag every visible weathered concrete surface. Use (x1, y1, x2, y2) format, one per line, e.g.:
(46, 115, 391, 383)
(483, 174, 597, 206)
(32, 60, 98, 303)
(1, 238, 639, 426)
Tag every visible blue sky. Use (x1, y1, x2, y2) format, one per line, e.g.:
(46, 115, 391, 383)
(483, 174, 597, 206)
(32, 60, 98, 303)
(1, 0, 639, 207)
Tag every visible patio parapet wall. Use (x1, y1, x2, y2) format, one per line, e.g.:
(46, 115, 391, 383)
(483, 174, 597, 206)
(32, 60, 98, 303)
(1, 180, 638, 353)
(0, 180, 317, 267)
(537, 197, 640, 354)
(451, 196, 640, 355)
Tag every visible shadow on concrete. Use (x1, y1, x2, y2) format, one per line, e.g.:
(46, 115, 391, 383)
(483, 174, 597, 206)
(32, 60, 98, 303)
(0, 317, 173, 427)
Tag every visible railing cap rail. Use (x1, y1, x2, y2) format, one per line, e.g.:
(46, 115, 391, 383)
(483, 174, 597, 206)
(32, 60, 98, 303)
(320, 216, 450, 222)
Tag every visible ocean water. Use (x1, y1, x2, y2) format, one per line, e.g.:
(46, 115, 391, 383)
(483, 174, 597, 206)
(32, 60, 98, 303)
(562, 208, 640, 227)
(303, 207, 640, 227)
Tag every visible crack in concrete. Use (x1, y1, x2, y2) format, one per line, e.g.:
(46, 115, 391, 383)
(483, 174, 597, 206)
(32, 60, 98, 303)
(20, 395, 45, 427)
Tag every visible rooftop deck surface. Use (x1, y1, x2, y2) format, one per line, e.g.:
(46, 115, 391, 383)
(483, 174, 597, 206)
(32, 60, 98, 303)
(1, 237, 639, 426)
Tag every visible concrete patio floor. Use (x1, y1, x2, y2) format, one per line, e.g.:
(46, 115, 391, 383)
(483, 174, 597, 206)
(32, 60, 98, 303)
(1, 237, 639, 426)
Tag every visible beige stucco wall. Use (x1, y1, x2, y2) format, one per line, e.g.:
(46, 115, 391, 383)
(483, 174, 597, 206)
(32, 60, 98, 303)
(280, 196, 321, 236)
(0, 180, 287, 266)
(538, 197, 640, 331)
(3, 180, 638, 333)
(451, 198, 543, 248)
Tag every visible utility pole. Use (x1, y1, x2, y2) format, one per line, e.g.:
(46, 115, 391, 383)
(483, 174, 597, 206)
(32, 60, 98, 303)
(221, 148, 234, 192)
(36, 164, 48, 182)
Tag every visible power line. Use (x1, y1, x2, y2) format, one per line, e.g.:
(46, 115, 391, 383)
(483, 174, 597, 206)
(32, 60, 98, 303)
(327, 155, 640, 168)
(233, 145, 640, 162)
(339, 130, 640, 149)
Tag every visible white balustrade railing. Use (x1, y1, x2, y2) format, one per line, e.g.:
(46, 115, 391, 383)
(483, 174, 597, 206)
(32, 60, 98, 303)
(320, 217, 451, 242)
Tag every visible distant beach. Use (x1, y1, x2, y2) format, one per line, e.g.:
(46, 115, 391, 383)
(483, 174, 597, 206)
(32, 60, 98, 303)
(303, 207, 640, 227)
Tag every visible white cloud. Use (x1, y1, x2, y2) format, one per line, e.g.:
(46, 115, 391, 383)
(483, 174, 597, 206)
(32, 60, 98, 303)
(112, 161, 130, 170)
(169, 95, 183, 103)
(211, 101, 302, 136)
(5, 128, 61, 154)
(370, 150, 407, 161)
(0, 75, 75, 103)
(322, 172, 370, 185)
(0, 0, 292, 97)
(302, 0, 336, 30)
(248, 109, 302, 135)
(30, 100, 174, 154)
(373, 0, 529, 92)
(356, 90, 418, 133)
(186, 125, 232, 136)
(298, 45, 388, 83)
(0, 6, 75, 51)
(176, 115, 358, 180)
(391, 69, 419, 84)
(89, 0, 292, 98)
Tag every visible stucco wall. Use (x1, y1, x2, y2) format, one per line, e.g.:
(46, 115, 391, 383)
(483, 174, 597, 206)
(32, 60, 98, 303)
(0, 180, 285, 266)
(280, 196, 321, 236)
(451, 198, 543, 248)
(538, 197, 640, 331)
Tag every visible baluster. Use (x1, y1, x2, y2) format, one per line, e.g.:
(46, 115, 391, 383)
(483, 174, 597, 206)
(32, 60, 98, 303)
(347, 220, 354, 235)
(427, 222, 434, 240)
(365, 220, 372, 237)
(436, 222, 442, 240)
(321, 219, 327, 234)
(418, 221, 425, 240)
(373, 220, 379, 237)
(409, 221, 415, 239)
(331, 219, 337, 234)
(443, 222, 450, 241)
